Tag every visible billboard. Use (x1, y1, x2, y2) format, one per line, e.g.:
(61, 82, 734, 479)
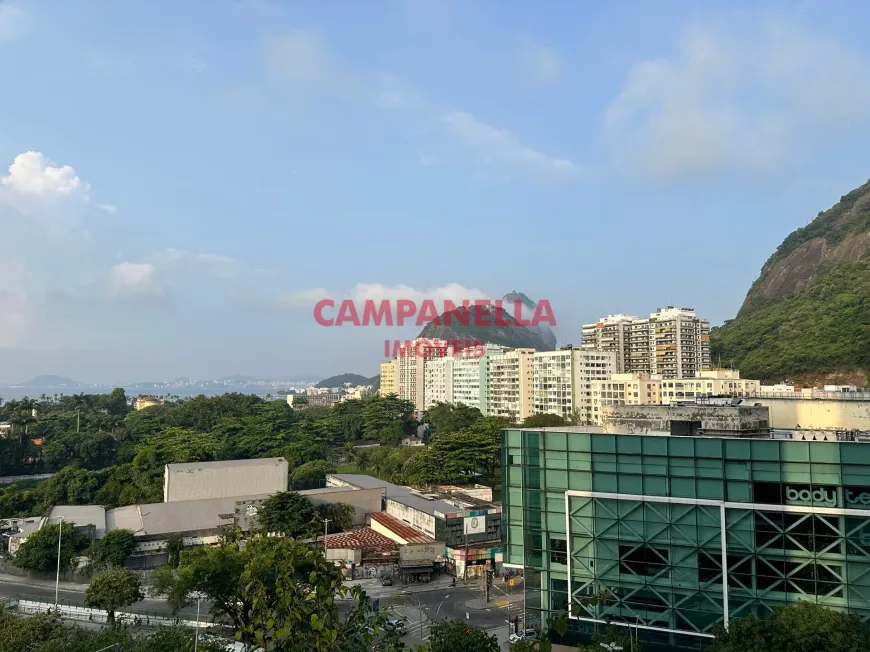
(464, 515, 486, 535)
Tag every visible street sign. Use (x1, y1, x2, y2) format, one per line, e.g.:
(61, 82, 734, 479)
(509, 579, 515, 586)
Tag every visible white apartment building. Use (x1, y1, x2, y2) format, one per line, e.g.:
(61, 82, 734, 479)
(582, 306, 711, 378)
(451, 356, 483, 411)
(533, 348, 616, 423)
(659, 369, 760, 404)
(395, 338, 449, 412)
(590, 372, 662, 425)
(423, 356, 453, 408)
(487, 348, 535, 422)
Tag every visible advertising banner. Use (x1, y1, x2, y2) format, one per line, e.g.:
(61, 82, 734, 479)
(463, 515, 486, 535)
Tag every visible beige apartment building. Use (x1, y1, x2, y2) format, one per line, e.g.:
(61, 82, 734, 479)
(590, 372, 662, 425)
(395, 338, 449, 412)
(379, 360, 397, 396)
(487, 348, 535, 422)
(659, 369, 760, 404)
(533, 348, 616, 423)
(582, 306, 711, 378)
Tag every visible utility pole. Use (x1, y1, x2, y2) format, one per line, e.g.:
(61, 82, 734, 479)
(55, 516, 64, 609)
(76, 409, 80, 433)
(324, 519, 330, 547)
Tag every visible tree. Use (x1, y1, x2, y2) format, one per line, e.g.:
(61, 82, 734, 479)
(237, 536, 406, 652)
(290, 459, 335, 490)
(711, 601, 870, 652)
(428, 619, 499, 652)
(257, 491, 317, 537)
(165, 532, 184, 568)
(85, 565, 144, 625)
(423, 402, 483, 439)
(13, 522, 86, 573)
(577, 626, 642, 652)
(316, 502, 355, 533)
(522, 413, 566, 428)
(89, 528, 137, 568)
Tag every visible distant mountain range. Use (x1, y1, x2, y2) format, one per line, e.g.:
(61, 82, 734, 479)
(418, 303, 555, 352)
(2, 374, 318, 388)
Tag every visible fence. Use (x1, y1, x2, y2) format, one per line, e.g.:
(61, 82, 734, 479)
(0, 473, 54, 485)
(6, 593, 224, 629)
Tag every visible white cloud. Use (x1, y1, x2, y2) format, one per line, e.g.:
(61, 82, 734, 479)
(1, 152, 85, 197)
(441, 111, 579, 180)
(281, 287, 331, 309)
(518, 44, 563, 85)
(107, 262, 162, 299)
(99, 203, 118, 214)
(262, 31, 579, 183)
(605, 19, 870, 181)
(282, 282, 489, 311)
(265, 30, 339, 87)
(0, 4, 25, 40)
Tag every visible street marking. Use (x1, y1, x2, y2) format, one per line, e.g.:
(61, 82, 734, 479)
(493, 600, 509, 607)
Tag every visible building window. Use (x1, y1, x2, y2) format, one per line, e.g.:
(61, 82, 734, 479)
(550, 538, 567, 565)
(619, 544, 669, 577)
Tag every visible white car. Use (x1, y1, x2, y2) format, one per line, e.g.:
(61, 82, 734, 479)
(508, 628, 538, 643)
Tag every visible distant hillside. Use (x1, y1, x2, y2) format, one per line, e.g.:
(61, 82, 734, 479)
(418, 304, 554, 352)
(315, 373, 375, 388)
(503, 291, 557, 349)
(711, 179, 870, 384)
(19, 375, 83, 387)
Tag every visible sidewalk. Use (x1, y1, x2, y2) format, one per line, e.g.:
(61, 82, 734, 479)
(339, 574, 456, 600)
(0, 571, 90, 592)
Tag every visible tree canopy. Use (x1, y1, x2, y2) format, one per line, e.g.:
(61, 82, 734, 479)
(84, 565, 144, 625)
(13, 522, 87, 573)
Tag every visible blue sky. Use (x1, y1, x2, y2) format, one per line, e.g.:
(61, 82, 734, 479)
(1, 0, 869, 383)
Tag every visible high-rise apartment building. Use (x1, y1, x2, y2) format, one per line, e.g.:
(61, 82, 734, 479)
(582, 307, 711, 378)
(451, 356, 483, 411)
(589, 372, 662, 425)
(395, 338, 448, 412)
(487, 348, 535, 423)
(423, 356, 453, 408)
(379, 360, 397, 396)
(532, 348, 616, 423)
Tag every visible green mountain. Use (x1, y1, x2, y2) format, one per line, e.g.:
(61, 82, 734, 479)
(711, 179, 870, 384)
(315, 373, 376, 388)
(418, 304, 554, 352)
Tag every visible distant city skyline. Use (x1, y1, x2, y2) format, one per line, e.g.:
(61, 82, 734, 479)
(2, 1, 870, 381)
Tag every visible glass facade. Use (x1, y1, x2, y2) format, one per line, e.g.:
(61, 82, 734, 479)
(502, 429, 870, 650)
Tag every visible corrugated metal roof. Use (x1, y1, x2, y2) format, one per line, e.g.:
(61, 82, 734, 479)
(166, 457, 287, 471)
(327, 474, 412, 495)
(325, 527, 396, 553)
(47, 505, 107, 536)
(369, 512, 433, 544)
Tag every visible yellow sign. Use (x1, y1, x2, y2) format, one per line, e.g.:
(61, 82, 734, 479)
(509, 579, 515, 586)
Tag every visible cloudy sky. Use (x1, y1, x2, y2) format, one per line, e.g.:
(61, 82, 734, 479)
(1, 0, 869, 384)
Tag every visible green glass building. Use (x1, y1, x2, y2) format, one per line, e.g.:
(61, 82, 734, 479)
(502, 429, 870, 650)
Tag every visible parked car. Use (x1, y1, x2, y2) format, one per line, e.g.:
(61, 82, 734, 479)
(381, 575, 393, 586)
(508, 629, 538, 643)
(385, 619, 406, 634)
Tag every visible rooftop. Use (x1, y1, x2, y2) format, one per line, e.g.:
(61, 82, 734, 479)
(325, 527, 397, 554)
(327, 474, 413, 497)
(106, 494, 270, 537)
(369, 512, 434, 544)
(166, 457, 287, 471)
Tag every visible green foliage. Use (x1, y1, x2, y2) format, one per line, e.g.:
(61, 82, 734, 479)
(13, 522, 87, 573)
(711, 601, 870, 652)
(362, 394, 417, 445)
(423, 402, 483, 439)
(0, 611, 229, 652)
(89, 528, 137, 568)
(290, 459, 336, 489)
(257, 491, 317, 537)
(316, 501, 355, 533)
(711, 261, 870, 381)
(404, 417, 511, 485)
(523, 413, 566, 428)
(428, 618, 499, 652)
(165, 532, 184, 568)
(84, 565, 144, 625)
(577, 626, 641, 652)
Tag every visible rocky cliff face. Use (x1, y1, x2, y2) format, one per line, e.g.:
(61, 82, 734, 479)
(711, 179, 870, 383)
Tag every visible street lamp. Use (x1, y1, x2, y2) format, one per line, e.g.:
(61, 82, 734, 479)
(192, 591, 206, 652)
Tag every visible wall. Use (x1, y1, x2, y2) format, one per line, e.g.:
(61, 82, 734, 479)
(386, 499, 437, 539)
(601, 405, 769, 435)
(304, 488, 381, 526)
(748, 397, 870, 430)
(326, 548, 362, 564)
(399, 542, 444, 562)
(164, 459, 288, 502)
